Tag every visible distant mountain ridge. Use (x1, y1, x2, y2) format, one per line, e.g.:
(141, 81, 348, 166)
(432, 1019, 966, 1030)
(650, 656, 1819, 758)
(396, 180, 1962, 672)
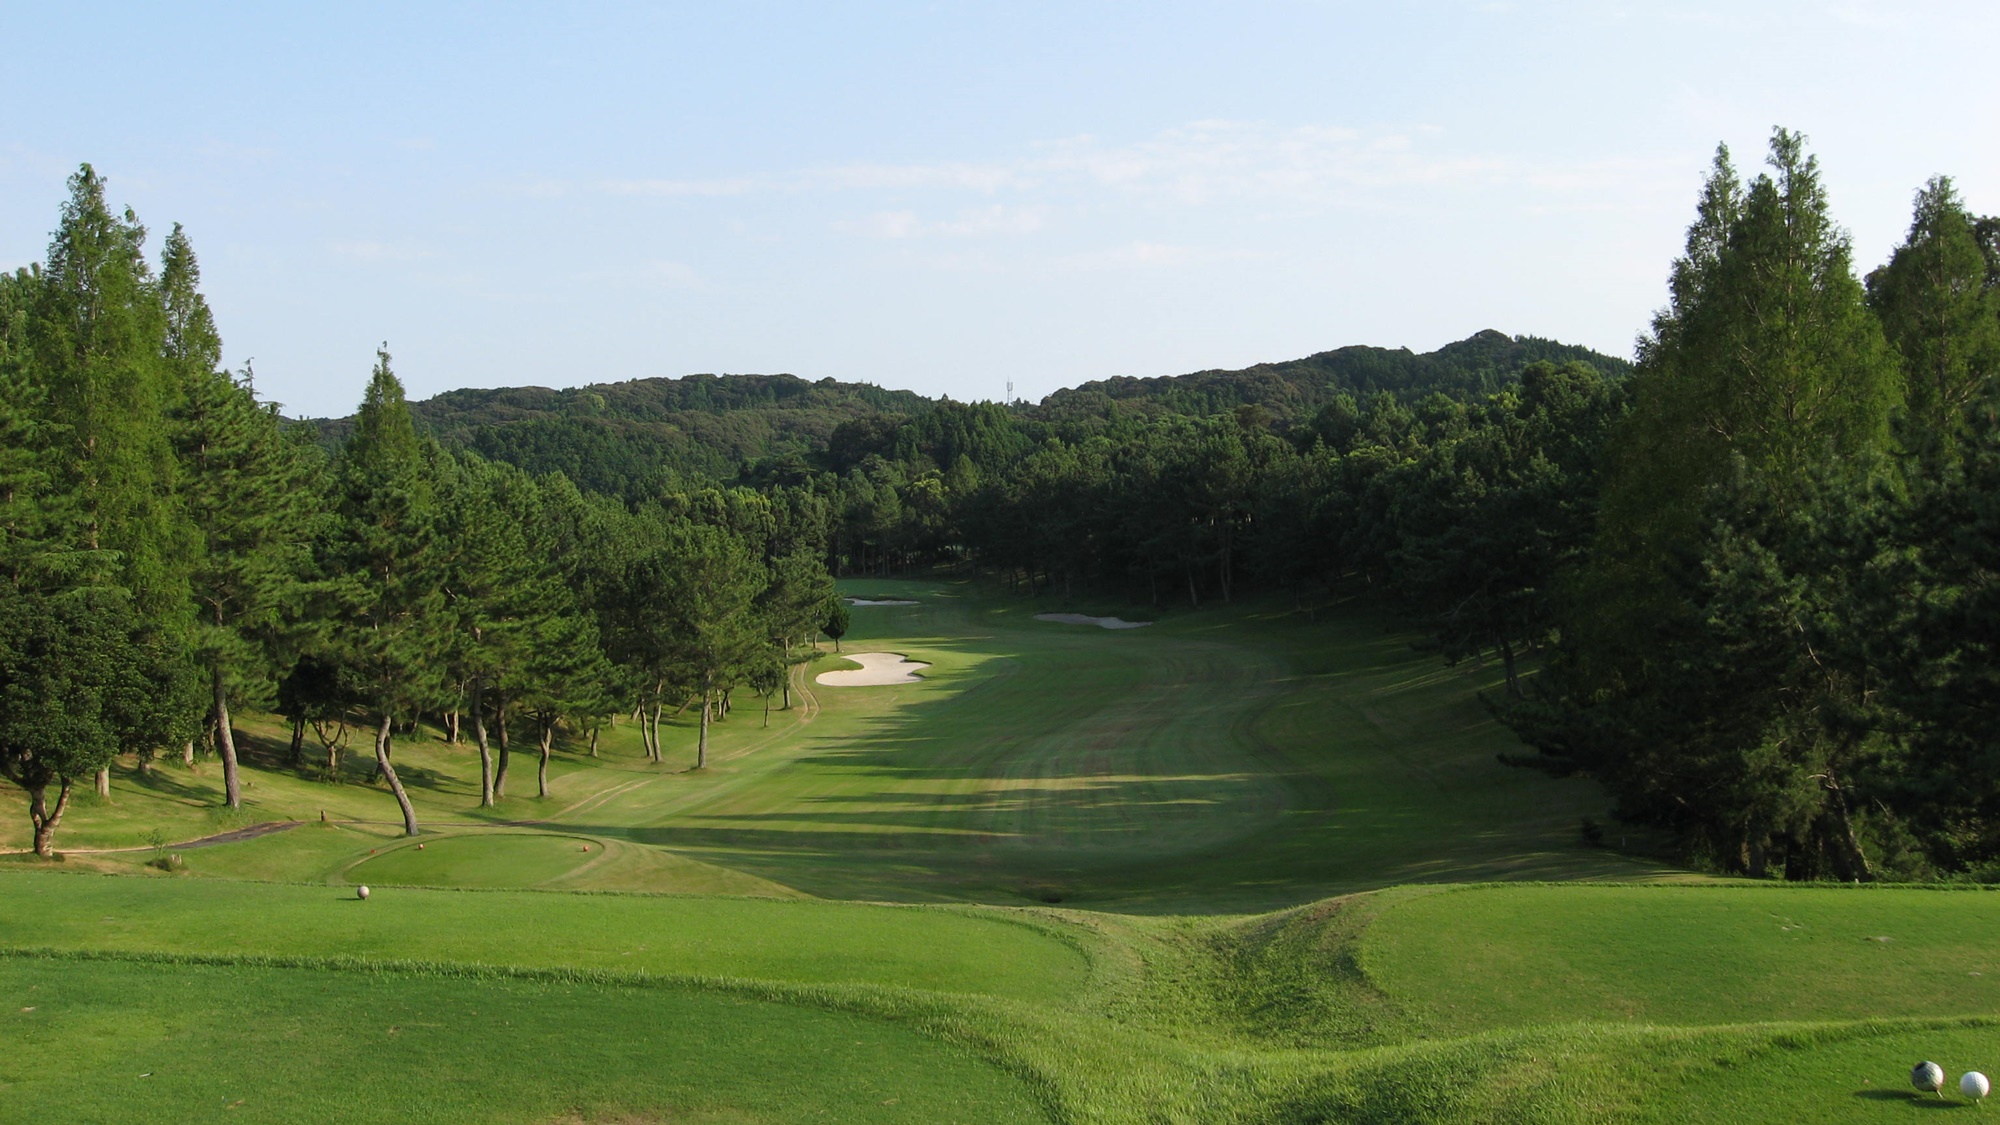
(306, 331, 1630, 493)
(1036, 330, 1630, 423)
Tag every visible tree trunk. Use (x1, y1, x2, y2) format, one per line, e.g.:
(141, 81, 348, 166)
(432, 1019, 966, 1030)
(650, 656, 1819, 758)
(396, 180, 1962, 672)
(697, 687, 711, 770)
(213, 664, 242, 810)
(289, 717, 306, 766)
(30, 778, 71, 857)
(1186, 568, 1200, 608)
(373, 713, 419, 837)
(651, 700, 664, 762)
(445, 710, 459, 745)
(1823, 774, 1874, 882)
(183, 739, 195, 768)
(537, 719, 553, 798)
(1745, 831, 1769, 879)
(1499, 638, 1521, 699)
(763, 692, 770, 728)
(1218, 529, 1233, 603)
(94, 768, 110, 799)
(471, 679, 494, 808)
(589, 726, 599, 758)
(494, 706, 510, 798)
(782, 678, 791, 710)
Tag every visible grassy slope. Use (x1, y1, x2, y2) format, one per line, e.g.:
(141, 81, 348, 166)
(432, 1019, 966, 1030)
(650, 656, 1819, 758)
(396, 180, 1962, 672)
(0, 872, 1088, 1002)
(4, 578, 1992, 1121)
(1363, 884, 2000, 1033)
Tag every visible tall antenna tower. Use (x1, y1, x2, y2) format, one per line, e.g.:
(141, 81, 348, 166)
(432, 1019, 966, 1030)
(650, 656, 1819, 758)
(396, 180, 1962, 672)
(1005, 379, 1014, 403)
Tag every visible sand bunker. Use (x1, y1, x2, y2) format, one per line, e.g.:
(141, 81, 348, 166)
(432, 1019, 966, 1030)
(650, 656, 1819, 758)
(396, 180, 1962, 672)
(846, 598, 918, 606)
(1034, 613, 1153, 630)
(816, 652, 931, 686)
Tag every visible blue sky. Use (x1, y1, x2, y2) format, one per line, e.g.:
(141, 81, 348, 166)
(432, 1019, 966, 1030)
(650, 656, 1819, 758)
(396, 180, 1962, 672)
(3, 2, 1995, 417)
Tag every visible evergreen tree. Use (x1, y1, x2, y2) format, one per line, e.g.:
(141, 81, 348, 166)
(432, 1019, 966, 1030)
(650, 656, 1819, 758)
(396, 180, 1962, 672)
(29, 165, 192, 614)
(1868, 176, 2000, 462)
(1507, 131, 1903, 877)
(760, 545, 835, 708)
(662, 524, 766, 769)
(320, 348, 445, 835)
(20, 166, 201, 794)
(166, 226, 316, 808)
(821, 600, 850, 654)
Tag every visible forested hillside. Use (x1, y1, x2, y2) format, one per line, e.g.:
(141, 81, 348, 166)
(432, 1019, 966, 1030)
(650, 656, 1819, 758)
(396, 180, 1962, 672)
(311, 373, 931, 494)
(1038, 328, 1628, 422)
(311, 330, 1628, 495)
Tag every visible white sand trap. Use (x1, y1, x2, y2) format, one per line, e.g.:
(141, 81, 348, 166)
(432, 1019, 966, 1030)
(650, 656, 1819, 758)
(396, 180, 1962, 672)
(846, 598, 919, 606)
(1035, 613, 1153, 629)
(817, 652, 931, 686)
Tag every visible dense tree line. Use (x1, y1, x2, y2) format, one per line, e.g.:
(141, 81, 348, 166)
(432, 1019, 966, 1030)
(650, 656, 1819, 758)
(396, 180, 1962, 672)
(764, 356, 1622, 700)
(0, 167, 837, 853)
(1504, 131, 2000, 880)
(751, 130, 2000, 882)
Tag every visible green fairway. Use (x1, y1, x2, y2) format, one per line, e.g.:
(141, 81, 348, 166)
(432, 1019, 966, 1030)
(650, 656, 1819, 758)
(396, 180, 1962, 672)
(346, 832, 606, 888)
(0, 872, 1087, 1001)
(6, 582, 1995, 1123)
(1625, 1022, 2000, 1122)
(0, 955, 1046, 1124)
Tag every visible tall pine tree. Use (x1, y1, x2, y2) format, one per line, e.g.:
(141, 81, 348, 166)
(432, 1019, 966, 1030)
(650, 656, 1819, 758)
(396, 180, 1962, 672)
(166, 225, 316, 809)
(321, 348, 444, 836)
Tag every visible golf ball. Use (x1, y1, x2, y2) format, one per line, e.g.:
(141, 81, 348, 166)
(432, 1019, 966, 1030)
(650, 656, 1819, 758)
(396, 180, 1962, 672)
(357, 885, 371, 901)
(1913, 1061, 1944, 1091)
(1962, 1072, 1989, 1099)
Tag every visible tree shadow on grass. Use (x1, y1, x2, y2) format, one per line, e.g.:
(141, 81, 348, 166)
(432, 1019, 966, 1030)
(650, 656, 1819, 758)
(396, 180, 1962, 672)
(531, 626, 1338, 906)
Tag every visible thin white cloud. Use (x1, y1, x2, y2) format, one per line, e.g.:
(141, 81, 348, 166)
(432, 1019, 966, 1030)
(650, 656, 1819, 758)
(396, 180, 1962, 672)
(601, 177, 761, 197)
(330, 239, 431, 262)
(836, 204, 1048, 239)
(575, 119, 1666, 215)
(1057, 241, 1198, 271)
(809, 161, 1027, 193)
(813, 121, 1509, 208)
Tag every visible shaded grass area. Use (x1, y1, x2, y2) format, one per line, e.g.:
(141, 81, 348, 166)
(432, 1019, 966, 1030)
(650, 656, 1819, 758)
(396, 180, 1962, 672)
(533, 577, 1670, 912)
(0, 954, 1045, 1124)
(2, 576, 1667, 912)
(0, 872, 1089, 1003)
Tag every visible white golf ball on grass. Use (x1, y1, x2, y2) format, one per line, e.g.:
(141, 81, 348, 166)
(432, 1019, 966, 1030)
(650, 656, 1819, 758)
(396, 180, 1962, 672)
(1963, 1071, 1990, 1101)
(1914, 1062, 1945, 1095)
(357, 885, 371, 901)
